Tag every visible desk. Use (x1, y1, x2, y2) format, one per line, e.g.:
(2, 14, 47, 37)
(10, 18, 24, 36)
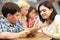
(12, 32, 52, 40)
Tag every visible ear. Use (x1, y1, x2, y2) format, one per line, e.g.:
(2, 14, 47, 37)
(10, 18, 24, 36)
(50, 8, 53, 12)
(7, 13, 12, 18)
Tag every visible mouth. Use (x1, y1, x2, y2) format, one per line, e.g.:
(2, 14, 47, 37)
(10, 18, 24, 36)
(41, 14, 46, 18)
(41, 13, 47, 19)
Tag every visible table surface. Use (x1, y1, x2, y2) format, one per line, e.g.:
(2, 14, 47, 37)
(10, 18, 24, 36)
(12, 32, 52, 40)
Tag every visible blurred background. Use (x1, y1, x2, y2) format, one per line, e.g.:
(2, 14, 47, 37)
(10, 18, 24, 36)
(0, 0, 60, 14)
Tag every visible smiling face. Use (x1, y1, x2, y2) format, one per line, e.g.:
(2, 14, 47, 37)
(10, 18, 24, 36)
(39, 5, 53, 19)
(29, 9, 37, 19)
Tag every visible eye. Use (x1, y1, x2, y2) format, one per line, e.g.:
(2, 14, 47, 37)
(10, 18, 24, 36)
(42, 9, 46, 12)
(26, 9, 28, 11)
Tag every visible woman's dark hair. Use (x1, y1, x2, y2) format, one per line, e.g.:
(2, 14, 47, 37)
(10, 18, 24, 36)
(26, 7, 38, 22)
(38, 1, 57, 23)
(2, 2, 20, 18)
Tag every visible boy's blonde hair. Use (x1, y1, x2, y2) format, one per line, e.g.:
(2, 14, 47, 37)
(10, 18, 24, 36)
(16, 0, 30, 8)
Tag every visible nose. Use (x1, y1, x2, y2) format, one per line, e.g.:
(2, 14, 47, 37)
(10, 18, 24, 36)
(40, 11, 44, 15)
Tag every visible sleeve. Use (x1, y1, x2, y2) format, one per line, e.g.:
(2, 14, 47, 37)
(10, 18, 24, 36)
(0, 24, 3, 33)
(52, 15, 60, 39)
(0, 22, 8, 33)
(52, 24, 60, 39)
(16, 21, 24, 31)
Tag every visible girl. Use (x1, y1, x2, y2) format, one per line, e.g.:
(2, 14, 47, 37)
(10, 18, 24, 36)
(26, 7, 38, 28)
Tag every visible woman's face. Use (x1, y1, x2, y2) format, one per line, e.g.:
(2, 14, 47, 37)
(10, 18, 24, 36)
(39, 5, 53, 19)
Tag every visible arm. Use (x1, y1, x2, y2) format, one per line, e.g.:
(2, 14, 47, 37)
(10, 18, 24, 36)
(0, 30, 30, 39)
(52, 24, 60, 39)
(0, 32, 20, 39)
(41, 27, 53, 37)
(0, 25, 40, 39)
(41, 24, 60, 39)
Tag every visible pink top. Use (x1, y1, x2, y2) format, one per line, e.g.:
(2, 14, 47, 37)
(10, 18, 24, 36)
(27, 18, 35, 28)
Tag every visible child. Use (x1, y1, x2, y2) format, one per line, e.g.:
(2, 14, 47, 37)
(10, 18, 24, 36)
(26, 7, 38, 28)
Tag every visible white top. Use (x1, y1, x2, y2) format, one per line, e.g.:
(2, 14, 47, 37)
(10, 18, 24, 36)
(42, 15, 60, 39)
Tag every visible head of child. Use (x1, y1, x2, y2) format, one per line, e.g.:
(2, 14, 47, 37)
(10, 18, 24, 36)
(26, 7, 38, 21)
(16, 0, 30, 16)
(2, 2, 20, 24)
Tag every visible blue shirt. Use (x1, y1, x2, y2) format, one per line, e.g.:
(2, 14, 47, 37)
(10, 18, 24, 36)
(0, 18, 24, 33)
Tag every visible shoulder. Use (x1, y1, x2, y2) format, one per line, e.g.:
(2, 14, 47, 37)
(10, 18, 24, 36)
(55, 15, 60, 19)
(0, 18, 8, 27)
(54, 15, 60, 24)
(54, 15, 60, 22)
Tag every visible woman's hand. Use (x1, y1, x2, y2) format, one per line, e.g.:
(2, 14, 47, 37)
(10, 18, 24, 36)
(41, 27, 53, 37)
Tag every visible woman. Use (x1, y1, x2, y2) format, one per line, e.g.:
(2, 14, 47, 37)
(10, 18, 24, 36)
(38, 1, 60, 40)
